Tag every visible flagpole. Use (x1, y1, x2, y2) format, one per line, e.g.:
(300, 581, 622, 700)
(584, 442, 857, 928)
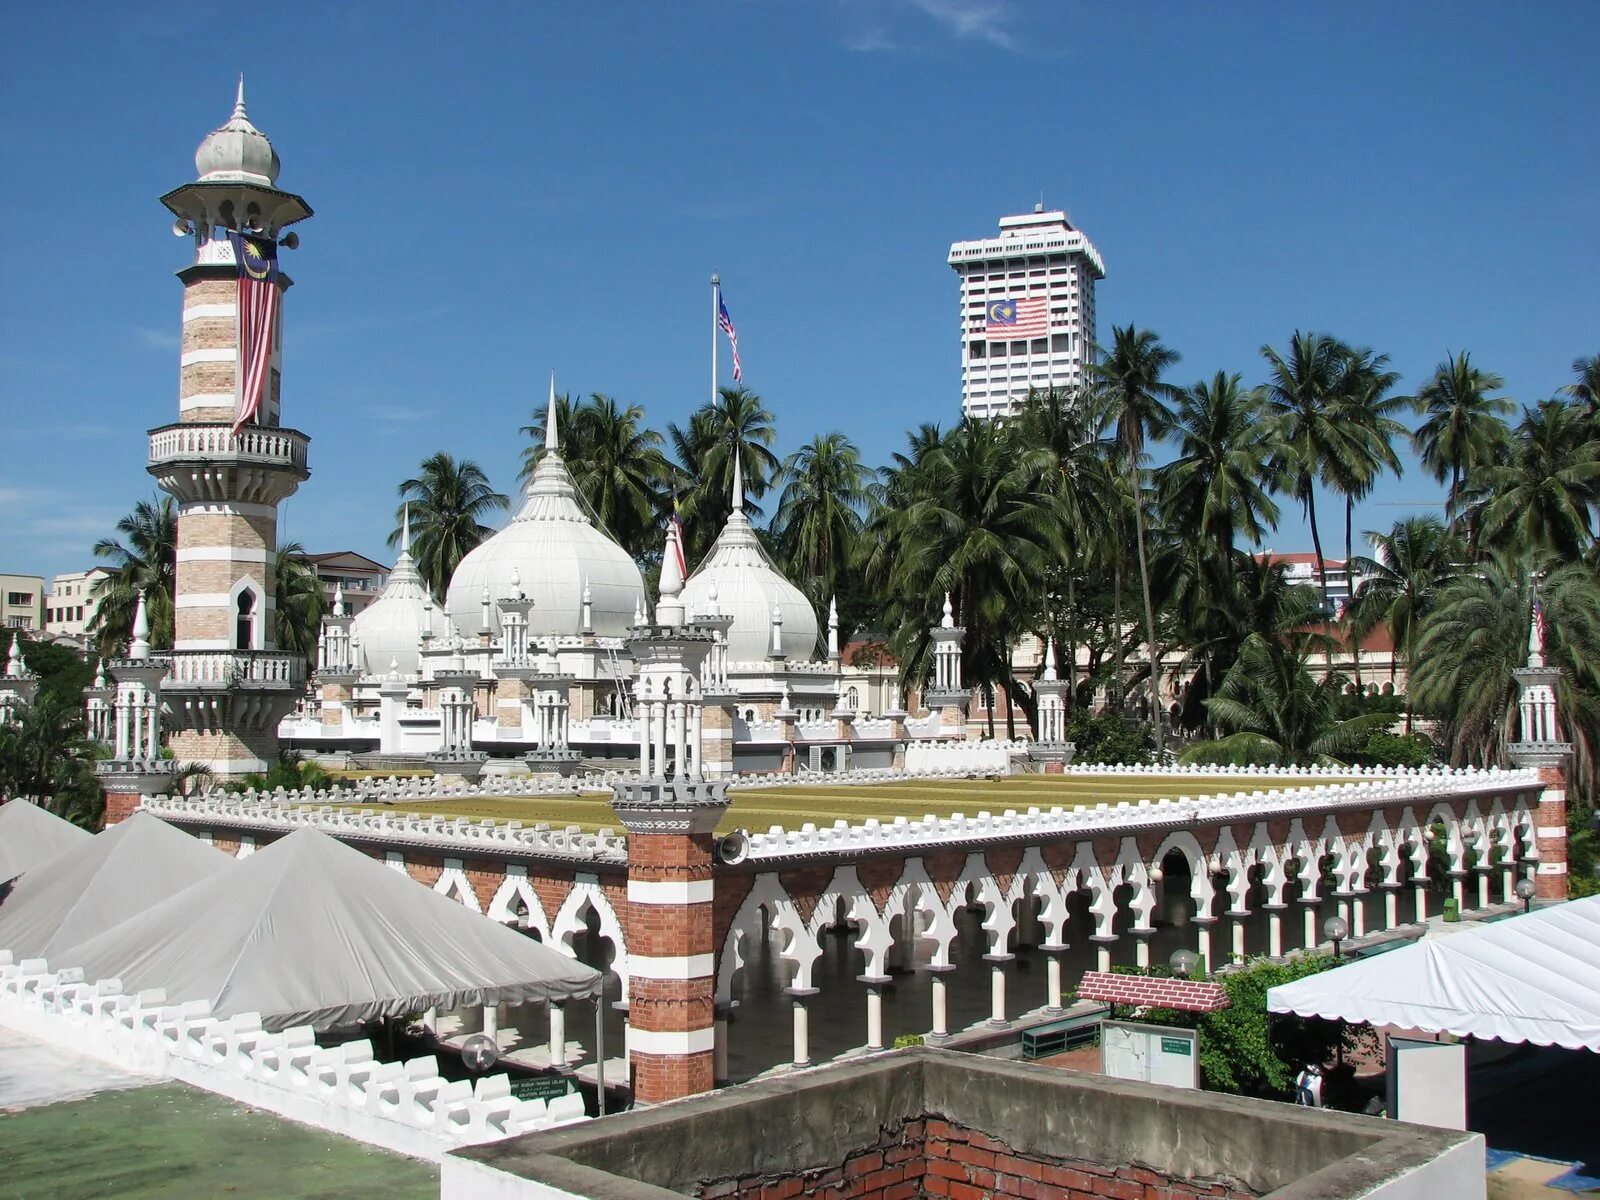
(711, 271, 720, 411)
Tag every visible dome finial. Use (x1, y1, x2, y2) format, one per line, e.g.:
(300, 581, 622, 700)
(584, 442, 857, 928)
(400, 502, 412, 556)
(234, 74, 248, 121)
(940, 593, 955, 629)
(1041, 636, 1058, 682)
(731, 450, 744, 513)
(130, 591, 151, 659)
(545, 372, 560, 454)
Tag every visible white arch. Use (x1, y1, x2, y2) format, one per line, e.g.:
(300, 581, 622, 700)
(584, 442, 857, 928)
(487, 865, 553, 940)
(433, 859, 482, 913)
(550, 875, 630, 1003)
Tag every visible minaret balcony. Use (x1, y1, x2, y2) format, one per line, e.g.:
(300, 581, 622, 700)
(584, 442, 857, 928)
(148, 422, 310, 504)
(162, 649, 305, 692)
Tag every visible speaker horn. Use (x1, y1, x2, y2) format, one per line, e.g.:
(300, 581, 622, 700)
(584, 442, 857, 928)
(716, 829, 751, 865)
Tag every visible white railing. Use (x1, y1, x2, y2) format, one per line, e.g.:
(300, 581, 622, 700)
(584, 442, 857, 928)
(148, 423, 309, 471)
(167, 650, 303, 687)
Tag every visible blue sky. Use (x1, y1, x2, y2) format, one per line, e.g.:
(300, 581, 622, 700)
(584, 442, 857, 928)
(3, 1, 1596, 584)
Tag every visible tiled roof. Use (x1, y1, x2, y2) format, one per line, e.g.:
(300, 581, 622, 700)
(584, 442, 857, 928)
(1076, 971, 1230, 1013)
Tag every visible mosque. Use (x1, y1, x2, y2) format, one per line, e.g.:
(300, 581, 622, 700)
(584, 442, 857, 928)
(114, 84, 1030, 787)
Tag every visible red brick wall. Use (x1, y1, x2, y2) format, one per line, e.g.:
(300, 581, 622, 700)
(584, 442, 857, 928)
(695, 1116, 1257, 1200)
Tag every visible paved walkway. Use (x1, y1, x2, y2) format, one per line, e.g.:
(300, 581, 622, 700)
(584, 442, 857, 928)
(0, 1028, 155, 1113)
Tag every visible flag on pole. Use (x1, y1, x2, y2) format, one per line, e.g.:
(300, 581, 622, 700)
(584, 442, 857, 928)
(717, 292, 743, 383)
(1532, 587, 1547, 649)
(668, 494, 689, 580)
(985, 295, 1048, 339)
(228, 231, 280, 434)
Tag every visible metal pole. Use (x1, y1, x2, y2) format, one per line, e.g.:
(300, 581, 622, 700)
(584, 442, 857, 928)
(595, 994, 606, 1116)
(711, 272, 720, 410)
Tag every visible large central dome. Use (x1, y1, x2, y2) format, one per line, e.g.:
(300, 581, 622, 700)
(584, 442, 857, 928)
(445, 390, 644, 638)
(681, 458, 819, 662)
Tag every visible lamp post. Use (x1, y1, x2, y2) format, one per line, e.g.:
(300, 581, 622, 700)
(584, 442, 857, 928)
(1169, 948, 1200, 979)
(1514, 877, 1536, 914)
(1323, 915, 1349, 961)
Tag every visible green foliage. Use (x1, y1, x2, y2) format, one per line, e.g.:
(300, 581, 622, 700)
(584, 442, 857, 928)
(1350, 731, 1437, 768)
(1066, 713, 1153, 766)
(1567, 806, 1599, 899)
(391, 453, 510, 600)
(87, 495, 177, 656)
(225, 752, 339, 795)
(0, 632, 97, 708)
(892, 1033, 924, 1049)
(0, 689, 104, 828)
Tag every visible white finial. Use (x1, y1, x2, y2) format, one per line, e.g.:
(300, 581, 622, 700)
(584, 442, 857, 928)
(510, 566, 523, 598)
(940, 593, 955, 629)
(94, 662, 108, 689)
(770, 603, 785, 658)
(234, 74, 248, 121)
(582, 576, 592, 603)
(130, 592, 151, 659)
(332, 583, 345, 618)
(828, 596, 840, 661)
(731, 451, 744, 513)
(401, 502, 412, 556)
(581, 577, 593, 633)
(634, 596, 645, 626)
(480, 584, 492, 633)
(5, 638, 23, 678)
(660, 527, 685, 599)
(545, 372, 560, 454)
(1041, 637, 1058, 682)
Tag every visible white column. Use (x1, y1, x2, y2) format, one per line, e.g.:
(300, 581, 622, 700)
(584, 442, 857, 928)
(114, 695, 130, 759)
(548, 1002, 566, 1070)
(687, 706, 703, 778)
(1477, 872, 1491, 909)
(865, 986, 884, 1051)
(652, 700, 667, 777)
(637, 694, 651, 774)
(1385, 889, 1399, 928)
(1196, 923, 1213, 972)
(1414, 884, 1429, 921)
(1096, 943, 1112, 973)
(791, 997, 810, 1067)
(989, 965, 1007, 1027)
(145, 696, 158, 757)
(930, 972, 949, 1039)
(1045, 952, 1064, 1012)
(1231, 917, 1246, 961)
(1268, 911, 1283, 958)
(1303, 904, 1317, 949)
(1134, 935, 1150, 970)
(1352, 896, 1367, 939)
(482, 1004, 499, 1041)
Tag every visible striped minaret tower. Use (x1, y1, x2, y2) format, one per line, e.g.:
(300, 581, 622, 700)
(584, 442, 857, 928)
(1509, 582, 1571, 902)
(145, 80, 313, 783)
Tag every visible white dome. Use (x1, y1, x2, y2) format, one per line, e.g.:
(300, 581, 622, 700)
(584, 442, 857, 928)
(681, 472, 818, 663)
(352, 540, 435, 678)
(195, 79, 280, 187)
(445, 445, 645, 639)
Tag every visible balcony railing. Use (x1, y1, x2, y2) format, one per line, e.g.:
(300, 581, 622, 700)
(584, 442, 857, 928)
(165, 650, 304, 689)
(148, 423, 310, 474)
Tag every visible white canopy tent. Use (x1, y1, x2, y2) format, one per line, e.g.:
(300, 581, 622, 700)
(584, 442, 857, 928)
(0, 811, 232, 961)
(57, 827, 604, 1031)
(0, 799, 93, 884)
(1268, 896, 1600, 1051)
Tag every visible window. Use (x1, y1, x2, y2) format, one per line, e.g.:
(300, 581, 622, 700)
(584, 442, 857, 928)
(968, 341, 985, 359)
(7, 592, 33, 606)
(5, 616, 30, 629)
(235, 590, 257, 650)
(76, 606, 84, 622)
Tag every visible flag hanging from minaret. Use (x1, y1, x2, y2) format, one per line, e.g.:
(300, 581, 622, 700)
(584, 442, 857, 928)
(717, 291, 743, 383)
(228, 231, 280, 433)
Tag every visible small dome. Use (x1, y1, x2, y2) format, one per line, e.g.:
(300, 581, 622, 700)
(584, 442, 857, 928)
(681, 458, 819, 662)
(352, 526, 436, 677)
(194, 79, 280, 187)
(445, 384, 645, 638)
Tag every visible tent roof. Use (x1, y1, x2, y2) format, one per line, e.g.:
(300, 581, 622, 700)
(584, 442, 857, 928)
(0, 800, 92, 885)
(56, 827, 603, 1031)
(1268, 897, 1600, 1051)
(0, 812, 231, 961)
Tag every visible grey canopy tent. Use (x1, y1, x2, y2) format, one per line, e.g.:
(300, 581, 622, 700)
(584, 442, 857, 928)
(0, 799, 93, 885)
(0, 811, 232, 961)
(57, 827, 604, 1031)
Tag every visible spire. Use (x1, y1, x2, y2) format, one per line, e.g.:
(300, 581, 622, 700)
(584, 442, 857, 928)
(400, 502, 412, 556)
(480, 584, 493, 633)
(130, 592, 151, 660)
(234, 74, 248, 121)
(332, 583, 345, 618)
(730, 451, 744, 513)
(656, 522, 687, 626)
(1041, 637, 1058, 682)
(940, 593, 955, 630)
(545, 372, 560, 454)
(5, 637, 23, 679)
(827, 595, 840, 661)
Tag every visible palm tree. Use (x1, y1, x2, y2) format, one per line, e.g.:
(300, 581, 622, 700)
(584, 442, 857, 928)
(273, 541, 327, 666)
(1410, 557, 1600, 796)
(391, 453, 510, 599)
(1461, 400, 1600, 562)
(1412, 352, 1513, 533)
(0, 690, 104, 828)
(87, 496, 177, 656)
(771, 432, 876, 618)
(668, 386, 781, 562)
(1093, 326, 1180, 752)
(1159, 372, 1281, 565)
(1180, 634, 1393, 766)
(1260, 331, 1356, 628)
(1347, 517, 1463, 729)
(1560, 353, 1600, 419)
(517, 390, 580, 482)
(1324, 347, 1408, 685)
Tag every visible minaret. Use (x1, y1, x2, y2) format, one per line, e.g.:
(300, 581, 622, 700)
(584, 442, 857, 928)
(97, 593, 177, 821)
(610, 519, 727, 1104)
(927, 593, 970, 734)
(150, 82, 312, 779)
(1508, 584, 1571, 901)
(1030, 637, 1074, 771)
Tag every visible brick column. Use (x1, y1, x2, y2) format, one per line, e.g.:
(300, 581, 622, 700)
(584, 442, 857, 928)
(610, 779, 729, 1104)
(1524, 766, 1570, 901)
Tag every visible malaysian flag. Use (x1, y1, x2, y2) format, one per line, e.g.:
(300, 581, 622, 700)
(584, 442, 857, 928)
(228, 231, 280, 433)
(986, 295, 1048, 339)
(717, 292, 743, 383)
(1532, 588, 1547, 648)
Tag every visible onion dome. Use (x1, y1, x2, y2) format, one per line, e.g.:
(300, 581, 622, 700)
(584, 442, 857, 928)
(194, 77, 280, 187)
(445, 376, 645, 638)
(681, 455, 819, 662)
(352, 508, 436, 677)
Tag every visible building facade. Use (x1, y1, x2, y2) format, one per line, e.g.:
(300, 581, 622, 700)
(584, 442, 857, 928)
(948, 206, 1105, 420)
(44, 567, 117, 638)
(306, 550, 388, 617)
(0, 574, 46, 631)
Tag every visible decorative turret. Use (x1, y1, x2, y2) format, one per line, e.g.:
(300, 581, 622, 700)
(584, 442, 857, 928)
(1030, 636, 1074, 769)
(927, 593, 969, 733)
(96, 592, 177, 821)
(1509, 580, 1571, 902)
(0, 637, 38, 724)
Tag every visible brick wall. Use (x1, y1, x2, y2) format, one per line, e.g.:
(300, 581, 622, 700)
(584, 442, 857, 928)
(695, 1115, 1257, 1200)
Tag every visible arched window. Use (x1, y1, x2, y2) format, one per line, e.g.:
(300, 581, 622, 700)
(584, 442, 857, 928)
(235, 590, 256, 650)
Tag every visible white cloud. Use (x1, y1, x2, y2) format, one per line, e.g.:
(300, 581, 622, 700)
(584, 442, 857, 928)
(135, 327, 180, 350)
(903, 0, 1021, 51)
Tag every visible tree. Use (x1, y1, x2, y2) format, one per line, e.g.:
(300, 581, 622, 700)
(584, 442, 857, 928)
(1560, 353, 1600, 419)
(0, 690, 104, 828)
(86, 496, 177, 656)
(1093, 325, 1180, 753)
(273, 541, 327, 666)
(1181, 634, 1392, 766)
(668, 386, 781, 563)
(770, 432, 875, 623)
(1412, 352, 1512, 534)
(1410, 557, 1600, 797)
(1460, 399, 1600, 562)
(518, 390, 580, 482)
(390, 453, 510, 600)
(1260, 331, 1358, 629)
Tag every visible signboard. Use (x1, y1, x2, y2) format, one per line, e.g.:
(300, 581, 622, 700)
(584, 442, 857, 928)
(1101, 1021, 1200, 1090)
(1387, 1037, 1466, 1130)
(511, 1075, 574, 1102)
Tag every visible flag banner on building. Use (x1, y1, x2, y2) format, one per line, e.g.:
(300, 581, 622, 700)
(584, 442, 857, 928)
(717, 292, 743, 383)
(228, 231, 280, 434)
(985, 295, 1048, 339)
(1533, 587, 1547, 648)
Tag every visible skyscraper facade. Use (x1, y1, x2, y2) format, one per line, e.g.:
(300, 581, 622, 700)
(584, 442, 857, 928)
(947, 206, 1105, 419)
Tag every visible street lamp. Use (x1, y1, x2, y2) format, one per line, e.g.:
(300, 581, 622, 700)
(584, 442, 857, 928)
(1323, 915, 1349, 960)
(1170, 948, 1200, 979)
(1514, 877, 1536, 914)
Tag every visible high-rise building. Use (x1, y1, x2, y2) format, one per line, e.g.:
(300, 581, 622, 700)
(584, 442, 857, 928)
(947, 205, 1105, 420)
